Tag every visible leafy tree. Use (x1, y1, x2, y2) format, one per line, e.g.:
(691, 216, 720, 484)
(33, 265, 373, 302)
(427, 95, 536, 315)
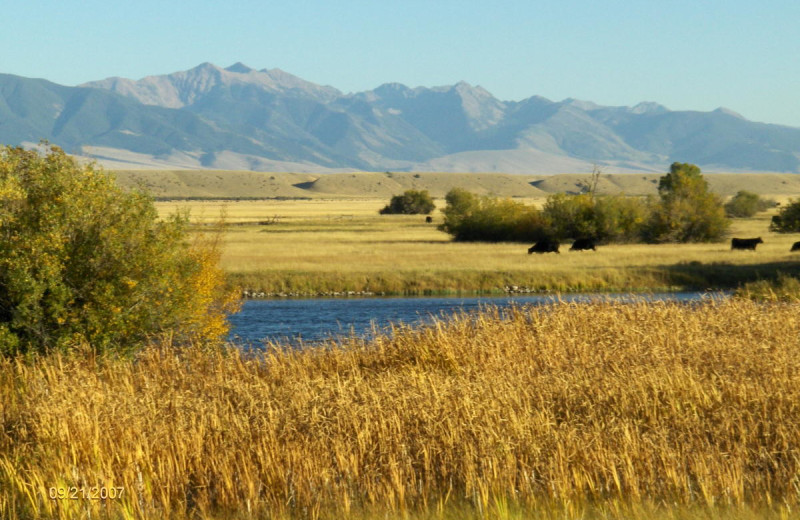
(724, 190, 775, 218)
(770, 199, 800, 233)
(642, 162, 729, 243)
(379, 189, 435, 215)
(439, 188, 480, 236)
(656, 162, 704, 195)
(0, 144, 240, 355)
(542, 193, 597, 239)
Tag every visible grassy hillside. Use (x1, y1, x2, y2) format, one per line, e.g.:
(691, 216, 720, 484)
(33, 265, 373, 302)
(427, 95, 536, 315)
(116, 170, 800, 201)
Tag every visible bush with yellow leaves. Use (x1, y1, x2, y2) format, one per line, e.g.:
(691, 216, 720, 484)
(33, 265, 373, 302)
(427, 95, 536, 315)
(0, 144, 239, 354)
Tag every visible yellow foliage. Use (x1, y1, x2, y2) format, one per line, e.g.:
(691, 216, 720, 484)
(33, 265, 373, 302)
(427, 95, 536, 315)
(180, 232, 242, 344)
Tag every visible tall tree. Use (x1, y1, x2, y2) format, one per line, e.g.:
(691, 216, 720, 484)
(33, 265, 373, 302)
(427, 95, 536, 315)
(643, 162, 729, 243)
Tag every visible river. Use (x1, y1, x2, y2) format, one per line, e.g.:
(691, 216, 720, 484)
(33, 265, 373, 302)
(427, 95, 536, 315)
(228, 292, 723, 347)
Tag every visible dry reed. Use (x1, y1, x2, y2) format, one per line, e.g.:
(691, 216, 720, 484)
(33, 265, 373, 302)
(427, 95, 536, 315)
(2, 298, 800, 519)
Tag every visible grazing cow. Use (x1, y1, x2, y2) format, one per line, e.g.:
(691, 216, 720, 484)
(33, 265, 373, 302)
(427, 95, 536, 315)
(791, 241, 800, 252)
(731, 237, 763, 250)
(570, 238, 597, 251)
(528, 239, 560, 254)
(425, 216, 433, 223)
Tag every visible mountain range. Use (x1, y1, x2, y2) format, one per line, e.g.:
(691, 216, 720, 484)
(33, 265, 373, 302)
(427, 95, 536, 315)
(1, 62, 799, 174)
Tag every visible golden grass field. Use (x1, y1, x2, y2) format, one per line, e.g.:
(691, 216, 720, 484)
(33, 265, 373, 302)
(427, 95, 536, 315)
(153, 196, 800, 297)
(4, 171, 800, 519)
(3, 298, 800, 519)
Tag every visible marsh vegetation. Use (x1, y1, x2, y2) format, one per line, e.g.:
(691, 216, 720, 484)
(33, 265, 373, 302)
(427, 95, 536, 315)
(3, 298, 800, 519)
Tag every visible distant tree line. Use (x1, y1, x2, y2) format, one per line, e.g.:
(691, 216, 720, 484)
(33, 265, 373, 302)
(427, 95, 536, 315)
(438, 163, 735, 244)
(380, 163, 790, 243)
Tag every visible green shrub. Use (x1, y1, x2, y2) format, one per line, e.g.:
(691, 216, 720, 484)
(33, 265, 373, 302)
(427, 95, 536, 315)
(594, 195, 650, 242)
(642, 162, 729, 243)
(0, 145, 240, 355)
(440, 188, 650, 244)
(379, 189, 436, 215)
(439, 189, 549, 242)
(542, 193, 596, 239)
(542, 193, 648, 243)
(724, 190, 775, 218)
(770, 199, 800, 233)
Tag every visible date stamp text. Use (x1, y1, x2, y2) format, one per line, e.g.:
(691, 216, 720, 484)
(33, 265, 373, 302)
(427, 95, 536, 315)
(49, 486, 125, 500)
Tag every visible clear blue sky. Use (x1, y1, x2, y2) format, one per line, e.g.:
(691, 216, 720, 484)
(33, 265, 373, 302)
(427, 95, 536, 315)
(3, 0, 799, 127)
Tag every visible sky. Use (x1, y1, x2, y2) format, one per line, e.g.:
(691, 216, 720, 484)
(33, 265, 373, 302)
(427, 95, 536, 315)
(3, 0, 799, 127)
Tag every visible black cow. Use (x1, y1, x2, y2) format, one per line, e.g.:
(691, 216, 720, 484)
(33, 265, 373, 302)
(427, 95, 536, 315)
(425, 216, 433, 223)
(528, 239, 560, 254)
(731, 237, 763, 250)
(570, 238, 597, 251)
(791, 241, 800, 252)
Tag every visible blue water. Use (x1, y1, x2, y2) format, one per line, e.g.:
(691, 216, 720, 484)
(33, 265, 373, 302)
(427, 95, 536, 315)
(228, 292, 722, 347)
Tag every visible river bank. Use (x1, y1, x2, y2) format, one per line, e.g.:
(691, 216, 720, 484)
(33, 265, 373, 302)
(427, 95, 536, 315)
(231, 256, 800, 300)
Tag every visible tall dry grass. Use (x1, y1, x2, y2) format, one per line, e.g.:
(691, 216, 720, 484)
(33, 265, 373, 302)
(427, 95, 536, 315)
(2, 298, 800, 519)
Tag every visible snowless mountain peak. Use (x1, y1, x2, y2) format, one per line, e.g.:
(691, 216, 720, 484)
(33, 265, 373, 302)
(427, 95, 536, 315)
(14, 62, 798, 173)
(81, 62, 342, 107)
(561, 98, 602, 111)
(630, 101, 669, 114)
(225, 62, 256, 74)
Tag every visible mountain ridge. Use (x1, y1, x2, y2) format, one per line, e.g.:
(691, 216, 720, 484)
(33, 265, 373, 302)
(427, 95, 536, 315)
(0, 62, 797, 173)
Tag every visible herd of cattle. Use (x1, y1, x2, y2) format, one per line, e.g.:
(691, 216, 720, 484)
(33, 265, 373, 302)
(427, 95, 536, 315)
(421, 216, 799, 253)
(527, 236, 800, 254)
(527, 238, 595, 254)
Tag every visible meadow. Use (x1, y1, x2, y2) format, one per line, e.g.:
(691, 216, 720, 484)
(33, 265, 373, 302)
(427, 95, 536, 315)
(154, 197, 800, 297)
(3, 298, 800, 519)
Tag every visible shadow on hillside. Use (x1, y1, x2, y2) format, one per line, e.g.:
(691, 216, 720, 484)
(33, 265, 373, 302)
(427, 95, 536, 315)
(657, 260, 800, 289)
(292, 181, 317, 190)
